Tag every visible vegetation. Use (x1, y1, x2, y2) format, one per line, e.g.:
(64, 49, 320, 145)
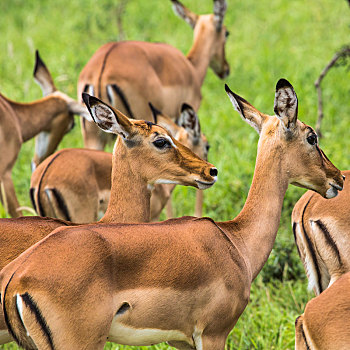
(0, 0, 349, 348)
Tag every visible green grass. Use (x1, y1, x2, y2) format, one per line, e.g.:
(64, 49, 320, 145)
(0, 0, 349, 349)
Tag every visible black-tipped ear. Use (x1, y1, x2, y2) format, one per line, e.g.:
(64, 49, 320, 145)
(148, 102, 162, 124)
(213, 0, 227, 31)
(225, 84, 265, 134)
(33, 49, 56, 96)
(82, 93, 133, 137)
(274, 78, 298, 130)
(178, 103, 201, 141)
(171, 0, 198, 28)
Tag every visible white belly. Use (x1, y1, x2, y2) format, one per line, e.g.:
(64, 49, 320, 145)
(108, 321, 188, 346)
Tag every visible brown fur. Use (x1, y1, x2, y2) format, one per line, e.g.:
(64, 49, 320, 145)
(0, 80, 343, 350)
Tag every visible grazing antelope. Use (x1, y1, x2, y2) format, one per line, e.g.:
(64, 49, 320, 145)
(0, 95, 217, 345)
(292, 170, 348, 295)
(0, 50, 91, 218)
(295, 271, 350, 350)
(78, 0, 228, 216)
(78, 0, 229, 150)
(30, 103, 209, 223)
(0, 79, 343, 350)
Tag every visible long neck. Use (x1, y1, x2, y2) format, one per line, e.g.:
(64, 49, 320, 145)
(100, 139, 151, 223)
(186, 21, 215, 86)
(219, 140, 289, 281)
(6, 96, 67, 141)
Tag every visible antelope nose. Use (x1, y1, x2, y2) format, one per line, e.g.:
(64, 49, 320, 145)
(210, 168, 218, 177)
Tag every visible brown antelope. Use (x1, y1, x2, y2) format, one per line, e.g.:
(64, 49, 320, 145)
(30, 103, 209, 223)
(77, 0, 229, 150)
(0, 95, 217, 345)
(78, 0, 228, 217)
(0, 79, 343, 350)
(292, 170, 348, 295)
(295, 270, 350, 350)
(0, 50, 91, 218)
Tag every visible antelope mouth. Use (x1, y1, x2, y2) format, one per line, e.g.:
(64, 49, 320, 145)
(326, 182, 343, 199)
(195, 178, 217, 190)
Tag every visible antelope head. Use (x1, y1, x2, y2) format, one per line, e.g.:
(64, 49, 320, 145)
(83, 93, 218, 190)
(149, 102, 210, 161)
(225, 79, 344, 198)
(171, 0, 230, 79)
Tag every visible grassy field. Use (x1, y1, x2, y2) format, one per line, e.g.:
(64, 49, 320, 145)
(0, 0, 349, 349)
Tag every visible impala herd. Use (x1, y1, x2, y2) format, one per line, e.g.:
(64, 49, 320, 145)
(0, 0, 348, 349)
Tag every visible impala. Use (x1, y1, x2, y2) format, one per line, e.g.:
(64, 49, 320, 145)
(30, 103, 209, 223)
(0, 79, 343, 350)
(295, 270, 350, 350)
(0, 95, 217, 345)
(0, 50, 91, 217)
(292, 170, 348, 295)
(78, 0, 229, 150)
(78, 0, 228, 217)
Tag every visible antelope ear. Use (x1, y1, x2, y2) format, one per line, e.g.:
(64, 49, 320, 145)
(274, 79, 298, 130)
(178, 103, 201, 142)
(213, 0, 227, 32)
(225, 84, 265, 134)
(33, 50, 57, 96)
(171, 0, 198, 28)
(82, 93, 133, 138)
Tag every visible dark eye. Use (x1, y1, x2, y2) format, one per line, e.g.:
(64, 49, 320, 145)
(307, 134, 318, 145)
(153, 138, 170, 149)
(206, 144, 210, 152)
(225, 30, 230, 38)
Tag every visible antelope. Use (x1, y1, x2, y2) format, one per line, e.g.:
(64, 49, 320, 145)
(292, 170, 348, 295)
(0, 50, 91, 218)
(78, 0, 229, 150)
(295, 270, 350, 350)
(0, 95, 217, 345)
(78, 0, 228, 217)
(0, 79, 343, 350)
(30, 103, 209, 223)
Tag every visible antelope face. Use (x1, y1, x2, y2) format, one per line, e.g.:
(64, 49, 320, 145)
(127, 121, 218, 190)
(285, 121, 344, 198)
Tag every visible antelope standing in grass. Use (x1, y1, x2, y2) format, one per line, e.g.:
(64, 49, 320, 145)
(0, 79, 343, 350)
(0, 95, 217, 345)
(30, 103, 209, 223)
(78, 0, 229, 216)
(0, 51, 91, 217)
(295, 270, 350, 350)
(292, 170, 348, 295)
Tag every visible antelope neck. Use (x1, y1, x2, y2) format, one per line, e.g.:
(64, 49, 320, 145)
(187, 21, 215, 87)
(99, 139, 151, 223)
(9, 96, 68, 141)
(219, 140, 289, 281)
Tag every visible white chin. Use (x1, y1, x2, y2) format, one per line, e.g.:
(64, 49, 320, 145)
(325, 186, 338, 199)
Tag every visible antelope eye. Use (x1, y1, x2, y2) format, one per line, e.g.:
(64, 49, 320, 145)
(225, 30, 230, 38)
(307, 134, 317, 145)
(153, 138, 170, 149)
(206, 144, 211, 152)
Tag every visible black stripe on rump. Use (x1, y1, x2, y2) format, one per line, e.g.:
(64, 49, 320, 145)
(44, 188, 71, 222)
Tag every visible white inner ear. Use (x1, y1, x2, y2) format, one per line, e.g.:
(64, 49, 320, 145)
(91, 104, 130, 138)
(227, 93, 243, 116)
(274, 87, 297, 125)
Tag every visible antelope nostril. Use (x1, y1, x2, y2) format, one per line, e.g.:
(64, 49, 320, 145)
(210, 168, 218, 177)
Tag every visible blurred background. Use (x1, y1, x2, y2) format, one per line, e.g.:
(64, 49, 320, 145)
(0, 0, 349, 348)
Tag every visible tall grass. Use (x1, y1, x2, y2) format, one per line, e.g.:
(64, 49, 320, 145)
(0, 0, 349, 348)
